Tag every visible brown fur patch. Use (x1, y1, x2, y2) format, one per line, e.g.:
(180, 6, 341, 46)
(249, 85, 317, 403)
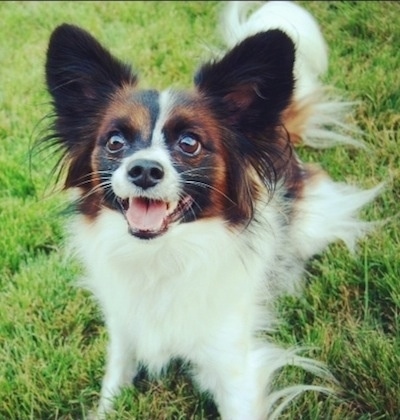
(79, 86, 154, 220)
(288, 162, 330, 204)
(279, 93, 327, 201)
(101, 87, 152, 141)
(163, 96, 230, 220)
(303, 163, 330, 186)
(282, 96, 317, 145)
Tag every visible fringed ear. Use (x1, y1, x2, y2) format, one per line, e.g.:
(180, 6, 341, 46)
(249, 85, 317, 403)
(45, 24, 137, 188)
(195, 30, 296, 223)
(194, 30, 295, 134)
(46, 24, 137, 118)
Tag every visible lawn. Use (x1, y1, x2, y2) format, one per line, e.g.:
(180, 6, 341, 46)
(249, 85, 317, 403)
(0, 1, 399, 419)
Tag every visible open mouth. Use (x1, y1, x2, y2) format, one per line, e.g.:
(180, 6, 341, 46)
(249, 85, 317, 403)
(117, 195, 193, 239)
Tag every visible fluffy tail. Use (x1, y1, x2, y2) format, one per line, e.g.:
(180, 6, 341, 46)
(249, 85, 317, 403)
(221, 1, 362, 148)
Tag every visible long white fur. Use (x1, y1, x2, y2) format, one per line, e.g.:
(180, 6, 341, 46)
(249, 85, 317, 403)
(69, 2, 379, 418)
(75, 173, 380, 418)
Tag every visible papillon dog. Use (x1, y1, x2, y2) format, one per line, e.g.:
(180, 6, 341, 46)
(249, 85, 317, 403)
(44, 1, 379, 418)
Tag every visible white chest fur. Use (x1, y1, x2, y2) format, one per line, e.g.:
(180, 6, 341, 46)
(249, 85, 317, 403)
(70, 209, 277, 371)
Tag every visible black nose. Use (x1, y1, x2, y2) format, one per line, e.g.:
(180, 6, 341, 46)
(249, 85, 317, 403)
(127, 159, 165, 189)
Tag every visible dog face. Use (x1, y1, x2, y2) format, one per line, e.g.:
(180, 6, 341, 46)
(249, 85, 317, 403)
(45, 24, 295, 239)
(94, 88, 230, 239)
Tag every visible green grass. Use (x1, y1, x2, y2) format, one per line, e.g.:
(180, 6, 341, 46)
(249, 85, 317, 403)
(0, 1, 398, 418)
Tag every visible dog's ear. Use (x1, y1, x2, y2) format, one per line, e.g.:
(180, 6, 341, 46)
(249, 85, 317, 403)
(46, 23, 137, 117)
(45, 24, 137, 189)
(195, 31, 296, 220)
(194, 30, 295, 134)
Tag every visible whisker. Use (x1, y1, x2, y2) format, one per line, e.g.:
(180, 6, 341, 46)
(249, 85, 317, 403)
(72, 170, 114, 189)
(178, 166, 217, 177)
(183, 180, 236, 206)
(178, 191, 200, 221)
(78, 180, 113, 201)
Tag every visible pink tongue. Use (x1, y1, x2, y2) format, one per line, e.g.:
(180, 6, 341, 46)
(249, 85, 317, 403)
(125, 198, 168, 232)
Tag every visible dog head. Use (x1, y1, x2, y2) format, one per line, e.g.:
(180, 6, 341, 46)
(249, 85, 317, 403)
(45, 24, 295, 239)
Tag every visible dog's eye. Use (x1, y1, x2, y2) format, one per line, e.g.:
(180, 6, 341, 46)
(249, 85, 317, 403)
(106, 133, 126, 153)
(178, 134, 201, 156)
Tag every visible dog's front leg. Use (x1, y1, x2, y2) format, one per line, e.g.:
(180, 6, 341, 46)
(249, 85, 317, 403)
(195, 345, 266, 420)
(96, 328, 138, 418)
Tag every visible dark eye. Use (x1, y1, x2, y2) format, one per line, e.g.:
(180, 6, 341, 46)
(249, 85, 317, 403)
(178, 134, 201, 156)
(106, 133, 126, 153)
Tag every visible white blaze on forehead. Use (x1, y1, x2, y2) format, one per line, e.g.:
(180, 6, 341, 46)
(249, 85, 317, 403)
(151, 89, 179, 147)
